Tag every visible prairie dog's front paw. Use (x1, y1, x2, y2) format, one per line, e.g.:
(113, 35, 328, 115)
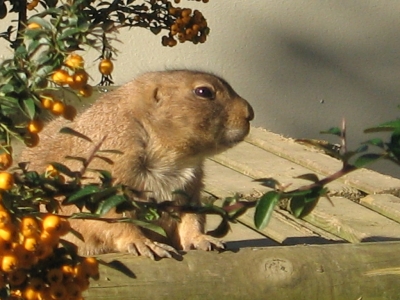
(181, 234, 225, 251)
(129, 239, 181, 260)
(118, 237, 181, 260)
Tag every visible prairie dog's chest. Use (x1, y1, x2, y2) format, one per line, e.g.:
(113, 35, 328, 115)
(138, 164, 201, 202)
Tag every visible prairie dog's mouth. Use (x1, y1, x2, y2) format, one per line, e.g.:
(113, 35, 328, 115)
(222, 126, 250, 147)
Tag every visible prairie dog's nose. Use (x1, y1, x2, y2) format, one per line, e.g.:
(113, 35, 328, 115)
(246, 102, 254, 121)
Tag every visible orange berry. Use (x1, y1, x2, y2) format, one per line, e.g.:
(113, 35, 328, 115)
(23, 236, 40, 252)
(27, 119, 44, 134)
(0, 172, 14, 190)
(64, 281, 82, 299)
(46, 268, 63, 285)
(68, 70, 89, 90)
(98, 59, 113, 75)
(61, 264, 74, 281)
(74, 276, 90, 291)
(20, 216, 40, 238)
(48, 283, 67, 300)
(62, 104, 77, 121)
(40, 230, 59, 248)
(0, 225, 15, 242)
(13, 244, 37, 269)
(181, 8, 192, 17)
(39, 94, 54, 109)
(23, 278, 44, 300)
(64, 53, 85, 69)
(1, 253, 19, 272)
(0, 237, 11, 253)
(23, 287, 40, 300)
(34, 241, 52, 259)
(81, 256, 99, 279)
(8, 269, 27, 286)
(78, 84, 93, 97)
(27, 0, 39, 10)
(24, 132, 40, 148)
(50, 100, 65, 116)
(167, 38, 177, 47)
(0, 209, 11, 228)
(28, 277, 45, 292)
(26, 22, 41, 30)
(0, 152, 12, 170)
(42, 214, 70, 236)
(51, 69, 71, 85)
(45, 164, 59, 178)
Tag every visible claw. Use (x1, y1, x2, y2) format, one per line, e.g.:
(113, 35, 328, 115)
(182, 234, 225, 251)
(126, 239, 181, 260)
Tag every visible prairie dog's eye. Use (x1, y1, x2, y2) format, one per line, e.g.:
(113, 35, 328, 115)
(193, 86, 215, 99)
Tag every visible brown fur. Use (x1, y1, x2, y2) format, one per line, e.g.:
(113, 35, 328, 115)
(20, 70, 254, 259)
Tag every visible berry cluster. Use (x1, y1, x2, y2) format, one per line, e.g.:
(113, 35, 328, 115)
(51, 53, 93, 98)
(26, 0, 39, 11)
(162, 8, 209, 47)
(0, 209, 99, 300)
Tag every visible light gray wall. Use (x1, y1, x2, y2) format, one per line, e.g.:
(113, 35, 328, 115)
(1, 1, 400, 177)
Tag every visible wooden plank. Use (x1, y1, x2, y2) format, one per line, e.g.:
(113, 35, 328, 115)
(206, 214, 279, 248)
(85, 242, 400, 300)
(204, 160, 342, 244)
(304, 196, 400, 243)
(238, 208, 343, 245)
(210, 141, 361, 198)
(360, 194, 400, 223)
(203, 159, 266, 197)
(246, 127, 400, 194)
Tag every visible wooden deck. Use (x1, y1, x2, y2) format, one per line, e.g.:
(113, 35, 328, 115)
(205, 127, 400, 247)
(85, 127, 400, 299)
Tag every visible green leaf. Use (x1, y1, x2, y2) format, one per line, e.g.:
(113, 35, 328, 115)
(97, 149, 124, 155)
(254, 191, 280, 230)
(19, 97, 36, 119)
(59, 127, 92, 142)
(128, 219, 166, 237)
(353, 153, 383, 168)
(284, 189, 316, 198)
(364, 119, 400, 133)
(1, 83, 14, 94)
(93, 155, 114, 165)
(199, 204, 227, 216)
(253, 177, 280, 189)
(320, 127, 342, 136)
(35, 64, 54, 79)
(362, 138, 384, 149)
(47, 162, 76, 177)
(150, 26, 162, 35)
(66, 185, 101, 204)
(295, 173, 319, 183)
(87, 169, 113, 182)
(96, 195, 127, 215)
(290, 192, 319, 218)
(388, 129, 400, 160)
(59, 27, 84, 40)
(296, 139, 342, 159)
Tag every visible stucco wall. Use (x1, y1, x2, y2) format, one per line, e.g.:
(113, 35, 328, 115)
(1, 1, 400, 177)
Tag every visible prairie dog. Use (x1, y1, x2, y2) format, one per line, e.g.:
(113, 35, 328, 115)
(20, 70, 254, 259)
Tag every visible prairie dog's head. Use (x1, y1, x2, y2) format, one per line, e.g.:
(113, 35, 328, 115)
(133, 70, 254, 158)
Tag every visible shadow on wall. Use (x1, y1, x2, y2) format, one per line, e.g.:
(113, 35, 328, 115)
(244, 1, 400, 178)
